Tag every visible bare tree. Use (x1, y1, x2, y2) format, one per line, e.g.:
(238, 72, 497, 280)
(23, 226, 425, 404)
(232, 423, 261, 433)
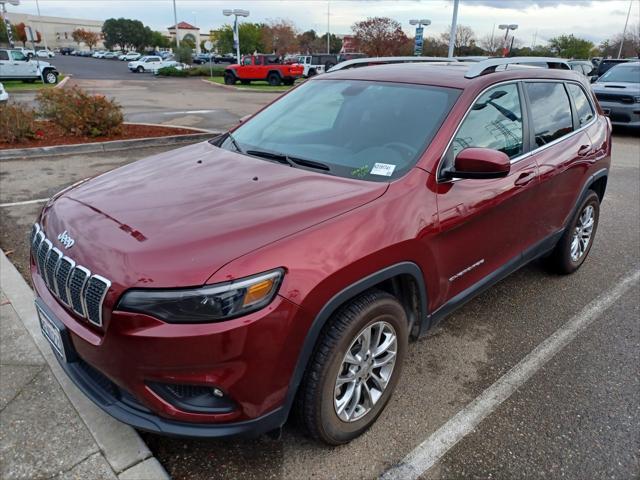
(478, 33, 501, 55)
(440, 24, 475, 53)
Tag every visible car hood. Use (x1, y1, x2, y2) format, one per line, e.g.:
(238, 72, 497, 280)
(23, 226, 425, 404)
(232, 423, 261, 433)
(593, 82, 640, 94)
(40, 141, 387, 290)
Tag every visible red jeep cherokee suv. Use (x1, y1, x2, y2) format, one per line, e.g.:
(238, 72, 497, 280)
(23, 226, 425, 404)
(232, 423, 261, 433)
(31, 58, 611, 445)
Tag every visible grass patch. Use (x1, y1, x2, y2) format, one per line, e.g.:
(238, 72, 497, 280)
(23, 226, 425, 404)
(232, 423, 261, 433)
(205, 76, 302, 92)
(3, 75, 66, 92)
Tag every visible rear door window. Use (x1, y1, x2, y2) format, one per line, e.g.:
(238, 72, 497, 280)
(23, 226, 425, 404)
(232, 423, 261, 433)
(566, 83, 595, 126)
(451, 83, 524, 159)
(525, 82, 573, 147)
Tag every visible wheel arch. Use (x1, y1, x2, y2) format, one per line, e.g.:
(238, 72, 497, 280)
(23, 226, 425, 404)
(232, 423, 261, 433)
(564, 168, 608, 229)
(267, 69, 283, 78)
(282, 262, 427, 417)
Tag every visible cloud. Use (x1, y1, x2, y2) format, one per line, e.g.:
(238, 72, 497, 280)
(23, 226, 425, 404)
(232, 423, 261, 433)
(462, 0, 593, 9)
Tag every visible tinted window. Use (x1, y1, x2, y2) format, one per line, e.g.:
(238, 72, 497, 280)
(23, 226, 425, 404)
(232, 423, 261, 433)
(566, 83, 594, 126)
(598, 64, 640, 83)
(222, 80, 460, 181)
(0, 51, 9, 61)
(526, 82, 573, 147)
(452, 83, 524, 159)
(10, 50, 26, 61)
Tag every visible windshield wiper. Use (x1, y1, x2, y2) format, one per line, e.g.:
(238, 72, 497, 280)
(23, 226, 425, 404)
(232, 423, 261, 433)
(226, 132, 244, 154)
(246, 150, 330, 172)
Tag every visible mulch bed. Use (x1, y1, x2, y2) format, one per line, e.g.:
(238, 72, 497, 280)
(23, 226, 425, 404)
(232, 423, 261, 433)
(0, 122, 202, 150)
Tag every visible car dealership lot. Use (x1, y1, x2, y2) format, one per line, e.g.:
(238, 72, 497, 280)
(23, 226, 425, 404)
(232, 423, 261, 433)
(0, 130, 637, 479)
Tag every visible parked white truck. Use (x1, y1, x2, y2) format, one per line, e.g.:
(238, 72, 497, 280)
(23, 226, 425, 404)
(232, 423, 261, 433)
(0, 48, 59, 84)
(296, 54, 338, 77)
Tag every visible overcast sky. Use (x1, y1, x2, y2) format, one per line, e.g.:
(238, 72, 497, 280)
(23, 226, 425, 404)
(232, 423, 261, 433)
(7, 0, 638, 45)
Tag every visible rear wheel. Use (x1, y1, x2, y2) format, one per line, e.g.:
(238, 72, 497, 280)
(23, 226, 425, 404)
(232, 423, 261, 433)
(545, 190, 600, 274)
(224, 72, 236, 85)
(136, 66, 144, 73)
(296, 290, 408, 445)
(267, 73, 282, 86)
(308, 69, 317, 77)
(283, 78, 295, 86)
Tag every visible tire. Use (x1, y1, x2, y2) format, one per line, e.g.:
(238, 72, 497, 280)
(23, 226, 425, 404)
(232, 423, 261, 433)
(267, 72, 281, 86)
(308, 69, 317, 77)
(545, 190, 600, 274)
(136, 66, 144, 73)
(283, 78, 295, 86)
(224, 72, 236, 85)
(325, 61, 336, 70)
(296, 290, 408, 445)
(43, 70, 58, 84)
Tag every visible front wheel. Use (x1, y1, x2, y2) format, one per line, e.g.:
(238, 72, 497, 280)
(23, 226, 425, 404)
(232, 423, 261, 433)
(545, 190, 600, 274)
(43, 70, 58, 84)
(224, 72, 236, 85)
(296, 290, 408, 445)
(136, 66, 144, 73)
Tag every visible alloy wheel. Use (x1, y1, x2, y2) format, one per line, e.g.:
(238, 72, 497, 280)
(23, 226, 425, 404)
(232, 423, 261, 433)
(333, 321, 397, 422)
(570, 204, 595, 261)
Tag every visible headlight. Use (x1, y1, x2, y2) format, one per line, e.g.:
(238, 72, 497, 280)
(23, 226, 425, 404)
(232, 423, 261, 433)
(117, 269, 284, 323)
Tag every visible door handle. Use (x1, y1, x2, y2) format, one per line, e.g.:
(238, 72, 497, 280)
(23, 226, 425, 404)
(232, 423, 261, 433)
(514, 171, 536, 187)
(577, 144, 592, 156)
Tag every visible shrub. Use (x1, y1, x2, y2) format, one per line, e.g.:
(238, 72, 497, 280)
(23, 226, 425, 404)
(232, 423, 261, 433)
(156, 66, 188, 77)
(0, 103, 38, 143)
(173, 45, 193, 64)
(37, 86, 123, 137)
(187, 65, 226, 77)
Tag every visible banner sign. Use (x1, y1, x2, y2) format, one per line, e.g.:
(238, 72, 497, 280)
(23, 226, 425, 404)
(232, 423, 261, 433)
(414, 26, 424, 56)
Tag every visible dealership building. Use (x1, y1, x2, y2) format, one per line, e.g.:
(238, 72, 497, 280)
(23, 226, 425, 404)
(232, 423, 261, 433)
(6, 12, 105, 49)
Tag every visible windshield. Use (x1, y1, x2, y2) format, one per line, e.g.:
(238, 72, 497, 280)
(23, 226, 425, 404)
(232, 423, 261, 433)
(598, 64, 640, 83)
(220, 79, 460, 181)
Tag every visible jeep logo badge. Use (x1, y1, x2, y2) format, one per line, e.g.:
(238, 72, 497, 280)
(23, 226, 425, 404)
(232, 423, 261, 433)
(57, 231, 75, 249)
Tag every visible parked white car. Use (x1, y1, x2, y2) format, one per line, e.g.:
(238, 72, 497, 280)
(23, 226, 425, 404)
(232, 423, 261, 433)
(0, 48, 59, 84)
(36, 49, 55, 58)
(152, 60, 189, 74)
(92, 50, 107, 58)
(15, 46, 35, 58)
(128, 55, 162, 73)
(122, 52, 141, 61)
(0, 82, 8, 103)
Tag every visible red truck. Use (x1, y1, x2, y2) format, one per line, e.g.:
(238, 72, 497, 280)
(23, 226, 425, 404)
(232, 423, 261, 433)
(224, 54, 304, 86)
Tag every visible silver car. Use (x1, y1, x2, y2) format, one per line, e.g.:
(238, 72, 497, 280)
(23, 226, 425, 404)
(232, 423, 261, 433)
(592, 62, 640, 128)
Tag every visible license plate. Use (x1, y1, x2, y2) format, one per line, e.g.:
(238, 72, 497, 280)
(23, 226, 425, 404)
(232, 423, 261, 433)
(37, 303, 67, 361)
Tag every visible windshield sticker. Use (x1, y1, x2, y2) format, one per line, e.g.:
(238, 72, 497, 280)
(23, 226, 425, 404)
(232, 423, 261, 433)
(351, 165, 369, 178)
(370, 163, 396, 176)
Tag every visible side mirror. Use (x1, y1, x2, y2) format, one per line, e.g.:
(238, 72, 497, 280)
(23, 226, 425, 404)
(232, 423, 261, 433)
(444, 147, 511, 180)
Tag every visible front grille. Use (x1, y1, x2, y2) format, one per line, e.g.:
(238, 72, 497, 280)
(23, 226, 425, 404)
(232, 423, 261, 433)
(595, 92, 635, 104)
(31, 223, 111, 327)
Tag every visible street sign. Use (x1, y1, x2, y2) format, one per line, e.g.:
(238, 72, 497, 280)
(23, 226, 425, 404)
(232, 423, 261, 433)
(414, 26, 424, 56)
(204, 40, 213, 52)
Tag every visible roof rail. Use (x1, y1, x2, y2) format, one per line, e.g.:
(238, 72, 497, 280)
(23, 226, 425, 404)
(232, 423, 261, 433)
(464, 57, 571, 78)
(327, 56, 458, 73)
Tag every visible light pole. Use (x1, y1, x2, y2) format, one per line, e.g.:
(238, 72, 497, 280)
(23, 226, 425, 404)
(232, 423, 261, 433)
(172, 0, 180, 48)
(409, 19, 430, 56)
(447, 0, 459, 58)
(223, 8, 249, 63)
(498, 24, 518, 57)
(0, 0, 20, 48)
(34, 0, 47, 50)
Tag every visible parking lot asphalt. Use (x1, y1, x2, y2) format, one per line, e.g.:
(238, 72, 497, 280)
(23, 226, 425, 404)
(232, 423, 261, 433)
(1, 129, 637, 480)
(9, 55, 274, 132)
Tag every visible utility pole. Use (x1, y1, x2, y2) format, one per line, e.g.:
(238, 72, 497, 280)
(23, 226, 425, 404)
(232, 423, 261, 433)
(327, 1, 330, 54)
(617, 0, 632, 59)
(173, 0, 180, 48)
(34, 0, 47, 50)
(447, 0, 459, 58)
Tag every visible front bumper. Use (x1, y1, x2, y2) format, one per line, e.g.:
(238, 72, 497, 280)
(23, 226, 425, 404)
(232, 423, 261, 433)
(31, 262, 309, 437)
(599, 100, 640, 127)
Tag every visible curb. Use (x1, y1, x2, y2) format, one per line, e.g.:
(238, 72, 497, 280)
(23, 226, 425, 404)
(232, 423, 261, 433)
(0, 129, 221, 160)
(0, 250, 170, 480)
(55, 74, 72, 89)
(200, 77, 290, 93)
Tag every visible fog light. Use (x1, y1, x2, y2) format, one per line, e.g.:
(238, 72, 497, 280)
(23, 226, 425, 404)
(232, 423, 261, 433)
(148, 382, 236, 414)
